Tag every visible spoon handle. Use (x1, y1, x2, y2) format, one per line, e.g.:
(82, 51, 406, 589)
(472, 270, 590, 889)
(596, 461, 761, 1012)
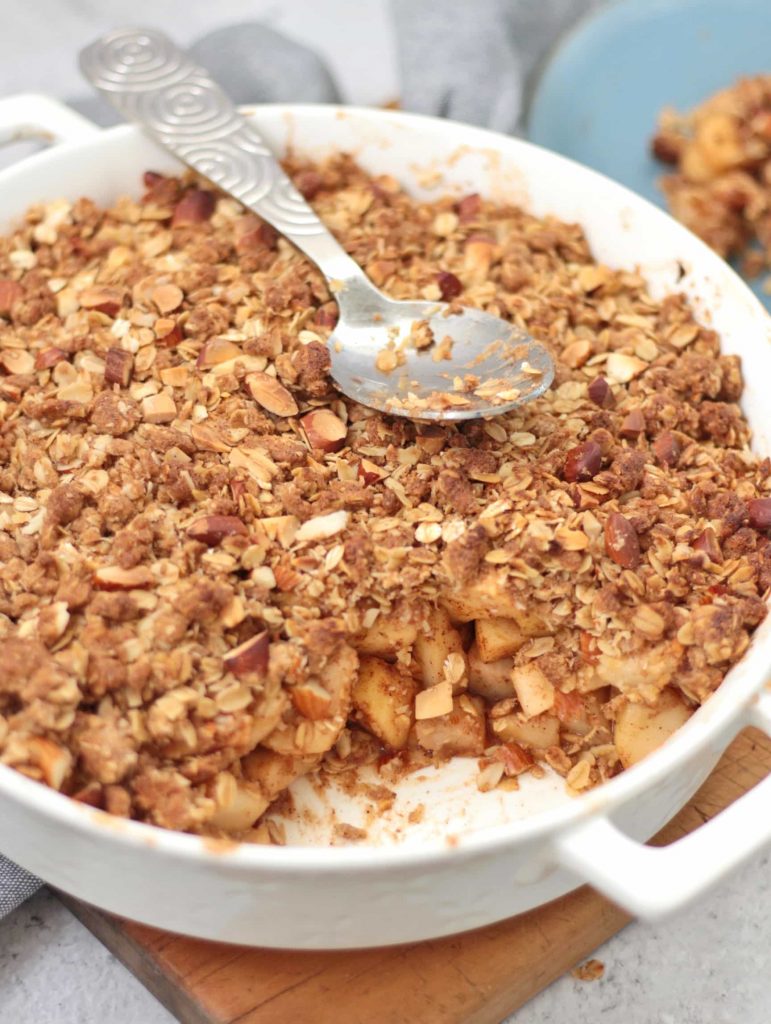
(80, 29, 367, 286)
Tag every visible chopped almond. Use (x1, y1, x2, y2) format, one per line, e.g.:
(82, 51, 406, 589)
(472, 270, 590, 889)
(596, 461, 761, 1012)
(141, 392, 177, 424)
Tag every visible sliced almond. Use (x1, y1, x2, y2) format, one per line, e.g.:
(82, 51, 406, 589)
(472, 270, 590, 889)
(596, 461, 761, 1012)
(224, 631, 269, 678)
(415, 680, 453, 720)
(0, 349, 34, 375)
(577, 265, 609, 292)
(295, 509, 349, 543)
(197, 338, 242, 368)
(229, 447, 278, 483)
(246, 371, 298, 417)
(291, 682, 333, 721)
(358, 458, 387, 485)
(300, 409, 347, 453)
(258, 515, 300, 548)
(93, 565, 154, 591)
(152, 283, 184, 315)
(562, 339, 593, 369)
(142, 392, 177, 424)
(79, 285, 125, 317)
(605, 352, 648, 384)
(191, 422, 230, 453)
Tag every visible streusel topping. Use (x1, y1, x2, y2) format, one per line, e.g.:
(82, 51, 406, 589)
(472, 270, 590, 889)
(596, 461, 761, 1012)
(0, 156, 768, 839)
(652, 74, 771, 280)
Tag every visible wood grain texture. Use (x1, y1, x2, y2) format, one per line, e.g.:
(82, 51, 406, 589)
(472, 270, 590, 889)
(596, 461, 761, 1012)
(62, 727, 771, 1024)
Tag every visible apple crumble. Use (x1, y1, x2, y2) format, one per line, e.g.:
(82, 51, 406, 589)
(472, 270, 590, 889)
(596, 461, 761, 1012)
(0, 156, 769, 840)
(652, 75, 771, 279)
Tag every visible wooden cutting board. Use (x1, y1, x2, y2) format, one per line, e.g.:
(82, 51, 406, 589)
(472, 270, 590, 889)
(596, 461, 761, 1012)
(61, 726, 771, 1024)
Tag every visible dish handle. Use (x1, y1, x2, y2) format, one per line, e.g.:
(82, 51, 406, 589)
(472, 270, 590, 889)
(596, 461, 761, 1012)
(0, 94, 99, 151)
(552, 691, 771, 919)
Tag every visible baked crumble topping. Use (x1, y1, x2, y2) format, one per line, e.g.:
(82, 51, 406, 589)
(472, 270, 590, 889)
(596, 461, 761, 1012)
(652, 75, 771, 280)
(0, 155, 769, 840)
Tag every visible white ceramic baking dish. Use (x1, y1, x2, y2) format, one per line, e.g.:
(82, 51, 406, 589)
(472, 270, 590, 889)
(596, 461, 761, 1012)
(0, 94, 770, 949)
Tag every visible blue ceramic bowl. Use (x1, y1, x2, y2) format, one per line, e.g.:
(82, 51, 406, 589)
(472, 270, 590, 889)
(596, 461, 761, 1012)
(528, 0, 771, 308)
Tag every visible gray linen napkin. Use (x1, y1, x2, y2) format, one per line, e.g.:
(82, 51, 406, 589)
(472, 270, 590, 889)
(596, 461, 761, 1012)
(1, 0, 602, 919)
(0, 855, 41, 917)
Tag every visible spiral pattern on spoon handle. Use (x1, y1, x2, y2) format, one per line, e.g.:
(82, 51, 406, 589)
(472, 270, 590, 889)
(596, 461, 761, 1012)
(80, 28, 326, 237)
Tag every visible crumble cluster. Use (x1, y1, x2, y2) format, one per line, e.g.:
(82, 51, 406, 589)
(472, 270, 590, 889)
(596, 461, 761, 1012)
(652, 75, 771, 280)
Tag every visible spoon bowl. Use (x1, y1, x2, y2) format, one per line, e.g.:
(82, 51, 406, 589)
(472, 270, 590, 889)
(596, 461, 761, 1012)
(80, 28, 554, 422)
(329, 282, 554, 420)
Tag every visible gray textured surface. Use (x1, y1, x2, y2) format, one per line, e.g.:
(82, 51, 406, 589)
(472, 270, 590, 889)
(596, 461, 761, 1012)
(0, 1, 769, 1021)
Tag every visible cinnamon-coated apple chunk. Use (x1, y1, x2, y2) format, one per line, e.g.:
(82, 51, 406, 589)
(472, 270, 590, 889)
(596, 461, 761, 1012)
(352, 655, 418, 749)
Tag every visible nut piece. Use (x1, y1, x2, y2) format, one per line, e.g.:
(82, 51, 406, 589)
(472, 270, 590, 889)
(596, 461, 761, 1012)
(563, 441, 602, 482)
(187, 515, 248, 546)
(197, 338, 241, 368)
(25, 737, 72, 790)
(605, 352, 647, 384)
(619, 408, 646, 439)
(156, 320, 183, 347)
(416, 425, 446, 455)
(456, 193, 481, 222)
(358, 459, 387, 485)
(415, 680, 453, 720)
(0, 279, 22, 316)
(0, 349, 34, 375)
(493, 742, 534, 776)
(104, 347, 134, 388)
(577, 265, 609, 293)
(748, 497, 771, 531)
(35, 347, 68, 370)
(79, 286, 125, 317)
(300, 409, 347, 453)
(93, 565, 154, 590)
(142, 393, 177, 424)
(224, 631, 269, 678)
(246, 371, 299, 417)
(652, 430, 681, 467)
(291, 681, 333, 721)
(295, 509, 349, 543)
(172, 189, 216, 225)
(588, 376, 614, 407)
(463, 237, 497, 283)
(152, 284, 184, 315)
(436, 271, 462, 301)
(562, 339, 593, 369)
(604, 512, 641, 569)
(693, 526, 722, 562)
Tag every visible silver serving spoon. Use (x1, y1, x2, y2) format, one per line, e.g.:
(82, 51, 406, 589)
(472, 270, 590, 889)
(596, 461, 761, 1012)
(80, 29, 554, 422)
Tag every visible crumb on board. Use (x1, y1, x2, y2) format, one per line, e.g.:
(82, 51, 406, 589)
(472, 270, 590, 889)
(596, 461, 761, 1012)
(571, 958, 605, 982)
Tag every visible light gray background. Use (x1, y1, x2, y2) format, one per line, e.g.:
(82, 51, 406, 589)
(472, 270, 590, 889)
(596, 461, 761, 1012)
(0, 1, 769, 1021)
